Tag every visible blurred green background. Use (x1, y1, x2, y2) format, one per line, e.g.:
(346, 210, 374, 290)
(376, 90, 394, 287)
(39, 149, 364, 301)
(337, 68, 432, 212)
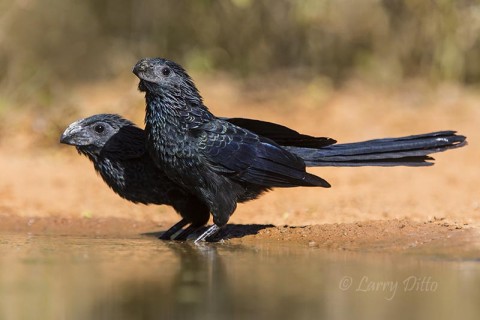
(1, 0, 479, 106)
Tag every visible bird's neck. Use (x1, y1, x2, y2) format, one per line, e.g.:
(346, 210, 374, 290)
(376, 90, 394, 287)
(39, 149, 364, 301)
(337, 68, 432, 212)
(84, 153, 127, 191)
(143, 91, 213, 167)
(145, 91, 212, 136)
(146, 90, 211, 120)
(79, 149, 125, 193)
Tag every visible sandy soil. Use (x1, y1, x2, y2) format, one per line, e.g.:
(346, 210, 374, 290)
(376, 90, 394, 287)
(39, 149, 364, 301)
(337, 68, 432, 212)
(0, 77, 479, 251)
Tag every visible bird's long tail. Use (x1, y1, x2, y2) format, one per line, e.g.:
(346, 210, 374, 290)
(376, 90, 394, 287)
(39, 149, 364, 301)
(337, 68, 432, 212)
(286, 131, 467, 167)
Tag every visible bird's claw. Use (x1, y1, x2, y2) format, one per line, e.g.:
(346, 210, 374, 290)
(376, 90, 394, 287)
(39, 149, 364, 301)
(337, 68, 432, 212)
(194, 224, 221, 244)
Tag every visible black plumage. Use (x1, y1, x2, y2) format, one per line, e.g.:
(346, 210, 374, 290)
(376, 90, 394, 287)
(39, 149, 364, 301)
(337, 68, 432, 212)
(60, 114, 334, 239)
(132, 57, 467, 242)
(61, 114, 465, 240)
(60, 114, 212, 239)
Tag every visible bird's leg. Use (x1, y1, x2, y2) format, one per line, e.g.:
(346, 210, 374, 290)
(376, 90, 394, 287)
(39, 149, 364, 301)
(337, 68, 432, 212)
(158, 218, 189, 240)
(194, 224, 222, 244)
(173, 224, 203, 241)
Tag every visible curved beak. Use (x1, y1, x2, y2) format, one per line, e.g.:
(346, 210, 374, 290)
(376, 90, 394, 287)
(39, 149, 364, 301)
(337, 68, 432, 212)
(60, 121, 85, 146)
(132, 58, 160, 83)
(132, 58, 149, 77)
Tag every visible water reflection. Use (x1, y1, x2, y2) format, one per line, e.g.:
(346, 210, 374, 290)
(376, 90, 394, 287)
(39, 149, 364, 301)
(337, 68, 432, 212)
(0, 234, 479, 320)
(89, 242, 233, 319)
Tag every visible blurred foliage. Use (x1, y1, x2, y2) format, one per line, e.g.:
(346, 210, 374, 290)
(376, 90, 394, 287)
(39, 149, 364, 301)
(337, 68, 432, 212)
(1, 0, 480, 103)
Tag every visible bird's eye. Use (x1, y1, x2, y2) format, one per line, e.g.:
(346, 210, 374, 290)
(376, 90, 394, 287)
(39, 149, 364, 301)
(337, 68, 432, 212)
(94, 124, 105, 134)
(161, 67, 171, 76)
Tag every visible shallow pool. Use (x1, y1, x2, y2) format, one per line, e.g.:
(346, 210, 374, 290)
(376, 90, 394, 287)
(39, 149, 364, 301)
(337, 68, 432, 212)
(0, 233, 479, 320)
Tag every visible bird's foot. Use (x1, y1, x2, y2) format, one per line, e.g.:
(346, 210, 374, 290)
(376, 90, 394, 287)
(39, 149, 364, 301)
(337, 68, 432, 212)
(158, 218, 189, 240)
(194, 224, 221, 244)
(174, 224, 202, 241)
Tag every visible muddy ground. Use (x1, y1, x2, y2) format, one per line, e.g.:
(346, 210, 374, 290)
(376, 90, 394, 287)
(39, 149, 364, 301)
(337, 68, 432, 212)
(0, 77, 479, 252)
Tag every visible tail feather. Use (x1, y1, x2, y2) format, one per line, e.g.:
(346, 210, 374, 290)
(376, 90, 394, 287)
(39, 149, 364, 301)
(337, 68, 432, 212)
(287, 131, 467, 167)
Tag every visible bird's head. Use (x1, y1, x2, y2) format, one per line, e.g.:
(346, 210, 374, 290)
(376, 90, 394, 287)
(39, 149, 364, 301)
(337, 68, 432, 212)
(60, 114, 137, 157)
(132, 57, 201, 102)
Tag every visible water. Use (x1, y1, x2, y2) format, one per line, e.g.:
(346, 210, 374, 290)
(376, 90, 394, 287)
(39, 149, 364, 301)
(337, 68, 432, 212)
(0, 233, 479, 320)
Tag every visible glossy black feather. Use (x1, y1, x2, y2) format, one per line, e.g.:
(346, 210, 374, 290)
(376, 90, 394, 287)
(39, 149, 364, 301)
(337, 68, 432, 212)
(60, 114, 211, 227)
(133, 57, 467, 237)
(134, 58, 331, 230)
(62, 112, 467, 240)
(60, 114, 336, 233)
(225, 117, 336, 148)
(289, 131, 467, 167)
(194, 120, 329, 187)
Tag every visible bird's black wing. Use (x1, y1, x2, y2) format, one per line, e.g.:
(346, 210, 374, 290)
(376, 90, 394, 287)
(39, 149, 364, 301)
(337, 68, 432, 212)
(102, 126, 147, 160)
(192, 120, 330, 188)
(224, 117, 336, 148)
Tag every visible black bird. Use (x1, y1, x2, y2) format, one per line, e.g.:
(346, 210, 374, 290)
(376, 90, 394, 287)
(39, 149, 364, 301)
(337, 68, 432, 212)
(60, 114, 466, 240)
(60, 114, 211, 239)
(59, 114, 337, 240)
(133, 57, 467, 242)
